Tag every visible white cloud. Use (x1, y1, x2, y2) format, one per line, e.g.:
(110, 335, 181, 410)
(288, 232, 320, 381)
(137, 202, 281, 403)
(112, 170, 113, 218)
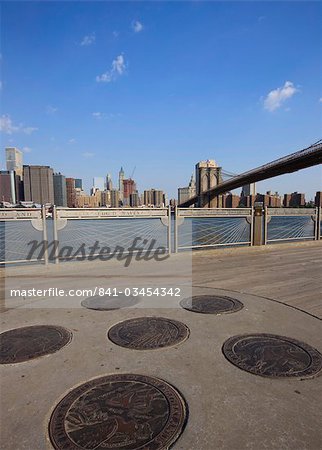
(263, 81, 299, 112)
(0, 115, 19, 134)
(81, 33, 95, 46)
(46, 105, 58, 114)
(92, 112, 105, 119)
(0, 114, 38, 135)
(132, 20, 143, 33)
(23, 126, 38, 135)
(112, 31, 119, 38)
(319, 98, 322, 103)
(22, 146, 32, 153)
(96, 54, 126, 83)
(82, 152, 95, 158)
(69, 138, 76, 143)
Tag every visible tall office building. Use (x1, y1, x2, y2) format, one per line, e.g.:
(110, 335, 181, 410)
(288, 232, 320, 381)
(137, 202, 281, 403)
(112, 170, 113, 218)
(101, 190, 111, 207)
(118, 167, 125, 200)
(178, 174, 196, 204)
(110, 189, 120, 208)
(106, 174, 113, 191)
(66, 178, 76, 207)
(0, 171, 15, 203)
(129, 192, 140, 207)
(5, 147, 23, 178)
(23, 165, 54, 205)
(53, 173, 67, 207)
(123, 179, 136, 205)
(241, 183, 256, 197)
(75, 179, 82, 189)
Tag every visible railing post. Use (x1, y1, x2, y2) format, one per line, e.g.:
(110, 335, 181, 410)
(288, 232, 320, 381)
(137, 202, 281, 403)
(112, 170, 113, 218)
(41, 205, 48, 265)
(250, 208, 254, 246)
(52, 205, 59, 264)
(253, 203, 264, 246)
(317, 207, 321, 240)
(174, 206, 178, 253)
(167, 205, 172, 254)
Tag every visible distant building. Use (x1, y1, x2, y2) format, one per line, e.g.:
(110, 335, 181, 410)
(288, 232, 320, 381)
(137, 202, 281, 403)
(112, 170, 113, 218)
(222, 193, 240, 208)
(75, 179, 82, 189)
(106, 174, 113, 191)
(255, 192, 281, 208)
(53, 173, 67, 207)
(0, 171, 14, 203)
(283, 192, 305, 207)
(130, 192, 140, 207)
(23, 165, 54, 205)
(241, 183, 256, 197)
(101, 190, 111, 207)
(66, 178, 76, 207)
(143, 189, 164, 207)
(75, 193, 99, 208)
(118, 167, 125, 200)
(315, 191, 322, 207)
(178, 174, 196, 204)
(110, 189, 120, 208)
(123, 179, 136, 205)
(6, 147, 23, 178)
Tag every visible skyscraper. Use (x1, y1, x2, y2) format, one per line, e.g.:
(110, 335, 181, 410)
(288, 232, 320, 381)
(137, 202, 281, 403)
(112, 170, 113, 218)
(0, 171, 14, 203)
(6, 147, 23, 177)
(53, 173, 67, 207)
(123, 179, 136, 205)
(23, 165, 54, 205)
(110, 189, 120, 208)
(106, 173, 113, 190)
(118, 167, 125, 200)
(241, 183, 256, 197)
(75, 179, 82, 189)
(66, 178, 76, 207)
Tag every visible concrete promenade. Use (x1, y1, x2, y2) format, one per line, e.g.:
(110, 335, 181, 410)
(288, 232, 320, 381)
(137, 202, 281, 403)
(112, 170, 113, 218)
(0, 241, 321, 450)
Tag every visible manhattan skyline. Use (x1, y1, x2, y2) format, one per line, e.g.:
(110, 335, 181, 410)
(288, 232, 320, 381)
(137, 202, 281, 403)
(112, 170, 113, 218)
(0, 2, 321, 199)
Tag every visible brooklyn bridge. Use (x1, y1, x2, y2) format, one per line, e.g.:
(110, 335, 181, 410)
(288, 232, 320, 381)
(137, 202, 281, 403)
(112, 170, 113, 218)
(179, 139, 322, 208)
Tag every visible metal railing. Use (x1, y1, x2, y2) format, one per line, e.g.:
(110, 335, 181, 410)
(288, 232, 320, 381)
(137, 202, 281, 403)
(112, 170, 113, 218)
(0, 205, 321, 265)
(0, 206, 48, 265)
(174, 207, 253, 252)
(264, 207, 319, 244)
(52, 206, 172, 264)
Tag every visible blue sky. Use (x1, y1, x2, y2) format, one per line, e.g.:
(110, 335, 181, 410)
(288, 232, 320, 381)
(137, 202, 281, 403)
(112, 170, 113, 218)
(0, 1, 321, 200)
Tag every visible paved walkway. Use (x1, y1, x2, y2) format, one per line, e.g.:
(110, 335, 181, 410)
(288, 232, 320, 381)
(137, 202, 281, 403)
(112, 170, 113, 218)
(0, 241, 321, 450)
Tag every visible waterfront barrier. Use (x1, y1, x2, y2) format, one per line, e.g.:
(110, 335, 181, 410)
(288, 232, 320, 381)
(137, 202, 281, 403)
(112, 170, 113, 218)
(0, 206, 321, 264)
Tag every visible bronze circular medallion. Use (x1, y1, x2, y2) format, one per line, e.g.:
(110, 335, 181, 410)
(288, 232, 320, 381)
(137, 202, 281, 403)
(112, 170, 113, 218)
(48, 373, 187, 450)
(180, 295, 243, 314)
(222, 334, 322, 379)
(81, 294, 139, 311)
(108, 317, 190, 350)
(0, 325, 72, 364)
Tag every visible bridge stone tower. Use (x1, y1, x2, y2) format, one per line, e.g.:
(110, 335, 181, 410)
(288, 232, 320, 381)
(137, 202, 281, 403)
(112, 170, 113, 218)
(195, 160, 223, 207)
